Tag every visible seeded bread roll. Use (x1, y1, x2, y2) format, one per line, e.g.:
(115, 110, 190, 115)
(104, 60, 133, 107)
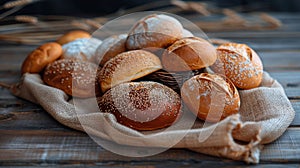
(181, 73, 240, 122)
(57, 30, 91, 45)
(97, 81, 181, 131)
(95, 34, 127, 66)
(162, 37, 217, 71)
(98, 50, 162, 93)
(62, 38, 102, 63)
(210, 43, 263, 89)
(21, 42, 62, 74)
(43, 59, 99, 98)
(126, 14, 183, 50)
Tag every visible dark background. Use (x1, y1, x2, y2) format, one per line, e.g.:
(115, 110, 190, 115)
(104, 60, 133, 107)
(1, 0, 300, 17)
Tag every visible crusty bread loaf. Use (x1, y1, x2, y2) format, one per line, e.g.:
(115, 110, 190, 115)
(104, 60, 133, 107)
(162, 37, 217, 71)
(95, 34, 127, 66)
(43, 59, 99, 98)
(57, 30, 91, 45)
(98, 50, 162, 93)
(97, 81, 181, 131)
(210, 43, 263, 89)
(182, 29, 194, 37)
(126, 14, 183, 50)
(181, 73, 240, 122)
(62, 38, 102, 63)
(21, 42, 62, 74)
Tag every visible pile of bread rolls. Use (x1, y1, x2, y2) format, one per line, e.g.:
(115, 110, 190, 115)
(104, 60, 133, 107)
(21, 14, 263, 131)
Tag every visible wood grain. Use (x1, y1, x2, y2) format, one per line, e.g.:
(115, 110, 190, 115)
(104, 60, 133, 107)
(0, 12, 300, 167)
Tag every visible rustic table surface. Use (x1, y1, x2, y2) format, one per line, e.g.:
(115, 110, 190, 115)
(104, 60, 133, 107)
(0, 12, 300, 167)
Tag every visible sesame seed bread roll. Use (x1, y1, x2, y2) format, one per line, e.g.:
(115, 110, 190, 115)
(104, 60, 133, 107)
(95, 34, 127, 66)
(210, 43, 263, 89)
(21, 42, 62, 74)
(126, 14, 183, 50)
(43, 59, 99, 98)
(97, 82, 181, 131)
(181, 73, 240, 123)
(62, 38, 102, 63)
(57, 30, 91, 45)
(99, 50, 162, 93)
(162, 37, 217, 71)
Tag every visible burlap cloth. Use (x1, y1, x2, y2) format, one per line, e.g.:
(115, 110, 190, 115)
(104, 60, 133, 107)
(10, 72, 295, 163)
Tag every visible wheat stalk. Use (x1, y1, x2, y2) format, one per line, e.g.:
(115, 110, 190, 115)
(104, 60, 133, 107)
(2, 0, 36, 9)
(15, 15, 38, 23)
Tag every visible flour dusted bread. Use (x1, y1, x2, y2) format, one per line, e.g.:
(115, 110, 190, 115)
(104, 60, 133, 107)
(62, 38, 102, 63)
(126, 14, 183, 50)
(98, 50, 162, 93)
(57, 30, 91, 45)
(162, 37, 217, 71)
(43, 59, 98, 98)
(21, 42, 62, 74)
(97, 81, 181, 131)
(210, 43, 263, 89)
(181, 73, 240, 122)
(95, 34, 127, 66)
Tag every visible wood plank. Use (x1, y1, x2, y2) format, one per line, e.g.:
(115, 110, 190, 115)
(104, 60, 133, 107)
(0, 127, 300, 165)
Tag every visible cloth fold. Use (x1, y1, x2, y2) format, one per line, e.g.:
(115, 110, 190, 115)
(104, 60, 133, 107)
(11, 72, 295, 163)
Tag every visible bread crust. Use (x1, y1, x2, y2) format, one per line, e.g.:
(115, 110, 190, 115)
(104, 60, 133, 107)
(43, 59, 99, 98)
(162, 37, 217, 71)
(97, 81, 181, 131)
(210, 43, 263, 89)
(21, 42, 62, 74)
(181, 73, 240, 122)
(57, 30, 91, 45)
(98, 50, 162, 93)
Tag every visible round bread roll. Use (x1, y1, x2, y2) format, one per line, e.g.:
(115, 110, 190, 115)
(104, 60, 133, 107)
(99, 50, 162, 93)
(21, 42, 62, 74)
(57, 30, 91, 45)
(126, 14, 183, 50)
(43, 59, 98, 98)
(62, 38, 102, 63)
(182, 29, 194, 37)
(162, 37, 217, 71)
(181, 73, 240, 122)
(210, 43, 263, 89)
(97, 81, 181, 131)
(95, 34, 127, 66)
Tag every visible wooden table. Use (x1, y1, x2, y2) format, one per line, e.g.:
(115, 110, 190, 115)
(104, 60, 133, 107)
(0, 13, 300, 167)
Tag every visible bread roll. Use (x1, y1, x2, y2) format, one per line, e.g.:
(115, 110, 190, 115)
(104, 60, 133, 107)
(62, 38, 102, 63)
(126, 14, 183, 50)
(21, 42, 62, 74)
(210, 43, 263, 89)
(181, 73, 240, 122)
(162, 37, 217, 71)
(43, 59, 99, 98)
(57, 30, 91, 45)
(99, 50, 162, 92)
(182, 29, 194, 37)
(95, 34, 127, 66)
(97, 81, 181, 131)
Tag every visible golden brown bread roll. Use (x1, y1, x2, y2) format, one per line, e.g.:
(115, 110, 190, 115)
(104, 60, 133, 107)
(98, 50, 162, 93)
(210, 43, 263, 89)
(62, 38, 102, 63)
(21, 42, 62, 74)
(95, 34, 127, 66)
(162, 37, 217, 71)
(126, 14, 183, 50)
(97, 81, 181, 131)
(56, 30, 91, 45)
(181, 73, 240, 122)
(43, 59, 99, 98)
